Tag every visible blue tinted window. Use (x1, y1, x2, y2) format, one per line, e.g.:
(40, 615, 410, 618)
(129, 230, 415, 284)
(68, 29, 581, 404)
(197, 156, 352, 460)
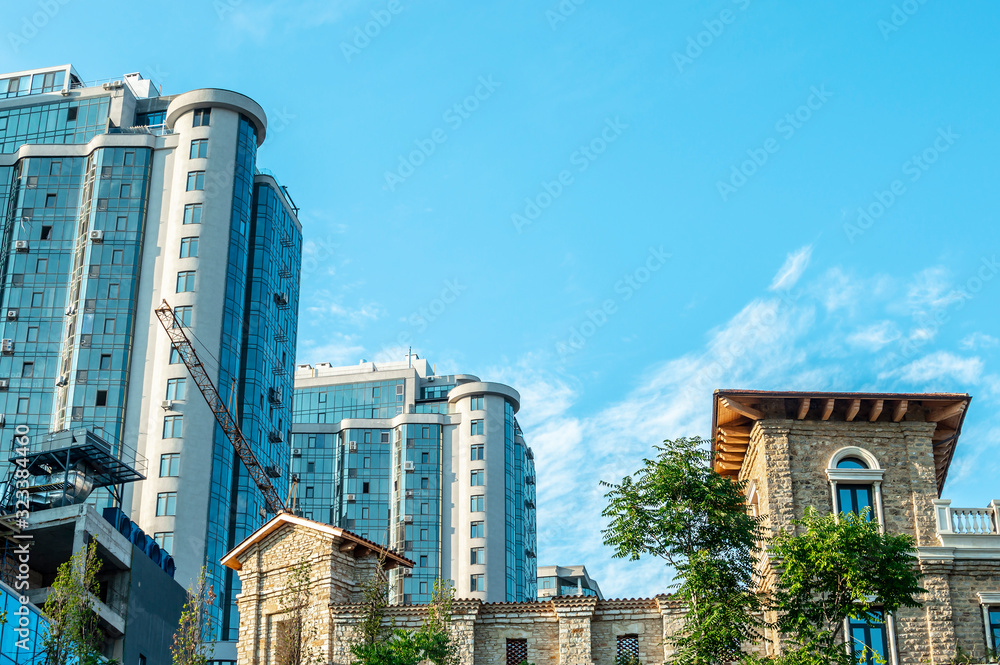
(837, 457, 868, 469)
(837, 484, 874, 520)
(848, 611, 888, 664)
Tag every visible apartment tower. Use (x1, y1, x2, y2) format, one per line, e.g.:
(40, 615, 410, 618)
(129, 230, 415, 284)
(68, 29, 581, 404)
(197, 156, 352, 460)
(0, 65, 301, 660)
(292, 356, 537, 604)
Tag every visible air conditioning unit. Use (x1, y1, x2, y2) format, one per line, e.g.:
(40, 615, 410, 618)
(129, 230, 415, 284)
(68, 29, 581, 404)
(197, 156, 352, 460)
(55, 375, 68, 387)
(14, 241, 28, 252)
(345, 494, 356, 502)
(1, 339, 13, 354)
(403, 461, 415, 471)
(65, 305, 77, 316)
(160, 400, 173, 411)
(348, 442, 357, 452)
(291, 448, 302, 457)
(265, 465, 281, 478)
(273, 292, 288, 306)
(5, 310, 17, 320)
(405, 489, 414, 498)
(0, 379, 9, 391)
(403, 515, 412, 523)
(401, 568, 412, 576)
(268, 430, 284, 443)
(89, 230, 104, 243)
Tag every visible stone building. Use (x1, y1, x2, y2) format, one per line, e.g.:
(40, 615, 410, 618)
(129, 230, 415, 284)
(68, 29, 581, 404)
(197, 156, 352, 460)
(225, 390, 1000, 664)
(712, 390, 1000, 664)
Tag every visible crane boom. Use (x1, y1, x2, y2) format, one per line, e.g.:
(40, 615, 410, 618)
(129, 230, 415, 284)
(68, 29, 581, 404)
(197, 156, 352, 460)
(153, 300, 285, 514)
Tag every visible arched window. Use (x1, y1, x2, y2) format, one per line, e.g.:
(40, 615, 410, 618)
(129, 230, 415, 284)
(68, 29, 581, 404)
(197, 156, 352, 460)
(826, 447, 885, 529)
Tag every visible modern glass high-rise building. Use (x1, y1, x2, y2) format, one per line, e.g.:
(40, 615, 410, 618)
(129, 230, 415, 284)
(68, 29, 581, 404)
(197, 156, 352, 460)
(291, 356, 537, 604)
(0, 65, 301, 660)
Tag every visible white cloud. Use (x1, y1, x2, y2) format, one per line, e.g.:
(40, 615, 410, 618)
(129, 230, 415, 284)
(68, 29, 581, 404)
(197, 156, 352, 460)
(769, 245, 813, 291)
(846, 321, 901, 351)
(960, 332, 999, 351)
(893, 351, 984, 385)
(296, 334, 366, 366)
(907, 267, 964, 315)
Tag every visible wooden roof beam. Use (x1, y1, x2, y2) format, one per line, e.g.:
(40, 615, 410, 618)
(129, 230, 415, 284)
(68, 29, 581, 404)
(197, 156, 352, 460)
(892, 400, 908, 422)
(869, 399, 883, 422)
(719, 427, 751, 440)
(927, 401, 966, 423)
(821, 399, 835, 421)
(846, 399, 861, 422)
(796, 398, 810, 420)
(932, 428, 957, 442)
(340, 541, 357, 553)
(720, 397, 763, 420)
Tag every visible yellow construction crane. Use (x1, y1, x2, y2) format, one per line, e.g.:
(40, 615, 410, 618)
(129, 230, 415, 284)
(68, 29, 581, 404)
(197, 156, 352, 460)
(153, 300, 285, 515)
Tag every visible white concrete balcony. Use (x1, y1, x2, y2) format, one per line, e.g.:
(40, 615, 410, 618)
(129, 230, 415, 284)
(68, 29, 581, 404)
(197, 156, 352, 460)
(933, 499, 1000, 549)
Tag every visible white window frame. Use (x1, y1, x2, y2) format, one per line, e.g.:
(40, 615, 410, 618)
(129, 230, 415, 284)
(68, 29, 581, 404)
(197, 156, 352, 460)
(825, 446, 886, 532)
(979, 592, 1000, 654)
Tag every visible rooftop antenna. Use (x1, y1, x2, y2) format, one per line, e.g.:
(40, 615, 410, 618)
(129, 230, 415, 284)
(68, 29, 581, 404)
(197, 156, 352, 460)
(408, 346, 412, 368)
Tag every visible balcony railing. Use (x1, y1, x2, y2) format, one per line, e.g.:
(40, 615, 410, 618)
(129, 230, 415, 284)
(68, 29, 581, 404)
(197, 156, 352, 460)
(933, 499, 1000, 547)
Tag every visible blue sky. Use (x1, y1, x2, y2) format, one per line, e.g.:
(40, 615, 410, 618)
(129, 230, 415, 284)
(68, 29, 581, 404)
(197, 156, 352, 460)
(4, 0, 998, 599)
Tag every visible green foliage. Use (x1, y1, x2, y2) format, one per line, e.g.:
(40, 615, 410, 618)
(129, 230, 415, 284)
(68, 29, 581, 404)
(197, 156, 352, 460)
(601, 437, 766, 664)
(767, 508, 925, 665)
(275, 560, 317, 665)
(350, 567, 458, 665)
(616, 656, 642, 665)
(171, 567, 216, 665)
(950, 645, 1000, 664)
(41, 539, 111, 665)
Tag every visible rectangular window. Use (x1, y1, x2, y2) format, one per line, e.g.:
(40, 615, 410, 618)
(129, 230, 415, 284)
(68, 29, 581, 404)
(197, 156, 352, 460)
(847, 611, 888, 665)
(120, 183, 131, 198)
(160, 453, 180, 477)
(173, 306, 192, 327)
(162, 415, 183, 438)
(470, 396, 484, 410)
(471, 470, 484, 486)
(165, 378, 187, 401)
(176, 270, 196, 293)
(156, 492, 177, 516)
(44, 193, 56, 207)
(21, 362, 33, 378)
(169, 348, 182, 364)
(100, 354, 111, 369)
(179, 237, 199, 258)
(420, 529, 428, 541)
(153, 532, 173, 553)
(123, 151, 135, 166)
(419, 555, 428, 567)
(363, 456, 370, 469)
(189, 139, 208, 159)
(112, 249, 124, 264)
(26, 327, 39, 342)
(95, 390, 107, 407)
(381, 431, 390, 443)
(505, 638, 526, 665)
(470, 547, 484, 565)
(307, 461, 315, 473)
(30, 292, 43, 307)
(421, 477, 429, 489)
(305, 487, 314, 498)
(35, 258, 47, 273)
(17, 398, 29, 414)
(419, 581, 428, 594)
(362, 481, 370, 494)
(192, 108, 211, 127)
(186, 171, 205, 191)
(421, 452, 429, 464)
(49, 161, 61, 176)
(471, 419, 484, 436)
(472, 574, 486, 593)
(40, 225, 52, 239)
(103, 318, 115, 334)
(421, 503, 429, 515)
(108, 283, 120, 299)
(183, 203, 202, 224)
(471, 495, 485, 512)
(617, 634, 640, 660)
(471, 521, 484, 538)
(361, 507, 369, 518)
(116, 215, 127, 230)
(837, 484, 875, 520)
(471, 445, 484, 460)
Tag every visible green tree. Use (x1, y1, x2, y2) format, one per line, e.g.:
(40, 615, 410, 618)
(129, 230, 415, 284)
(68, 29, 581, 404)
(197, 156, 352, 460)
(601, 437, 766, 664)
(171, 567, 216, 665)
(275, 560, 317, 665)
(766, 508, 925, 665)
(413, 579, 459, 665)
(41, 538, 109, 665)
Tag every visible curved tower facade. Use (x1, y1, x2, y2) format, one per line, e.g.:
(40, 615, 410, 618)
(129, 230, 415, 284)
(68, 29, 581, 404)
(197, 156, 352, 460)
(0, 65, 302, 661)
(291, 356, 537, 604)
